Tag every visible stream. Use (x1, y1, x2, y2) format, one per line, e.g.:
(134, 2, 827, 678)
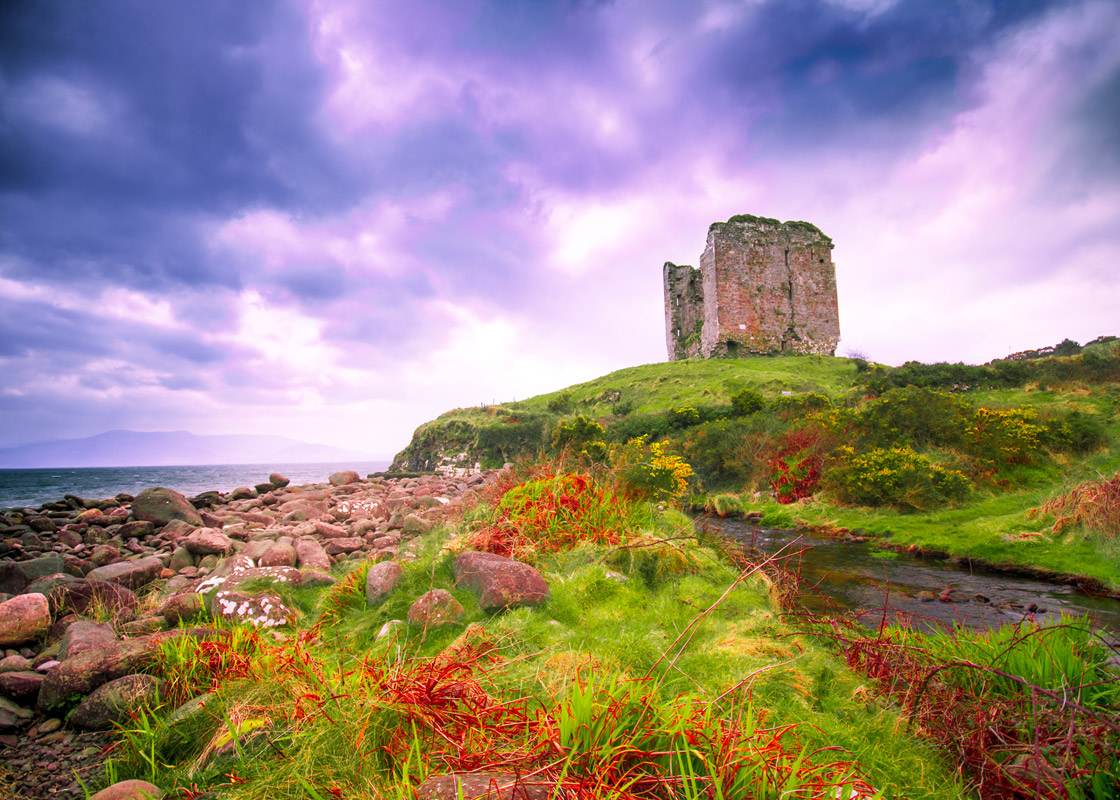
(704, 517, 1120, 636)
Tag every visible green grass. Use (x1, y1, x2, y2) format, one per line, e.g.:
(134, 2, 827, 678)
(99, 519, 966, 800)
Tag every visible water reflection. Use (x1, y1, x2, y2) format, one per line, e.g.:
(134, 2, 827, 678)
(705, 517, 1120, 635)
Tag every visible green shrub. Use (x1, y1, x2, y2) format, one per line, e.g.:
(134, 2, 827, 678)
(607, 413, 671, 443)
(1052, 410, 1109, 453)
(730, 387, 765, 416)
(770, 392, 832, 417)
(678, 418, 772, 491)
(667, 406, 701, 429)
(853, 387, 973, 450)
(825, 445, 971, 512)
(552, 416, 605, 451)
(547, 391, 575, 413)
(963, 406, 1046, 466)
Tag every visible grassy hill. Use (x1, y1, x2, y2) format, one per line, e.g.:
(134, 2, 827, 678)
(394, 344, 1120, 588)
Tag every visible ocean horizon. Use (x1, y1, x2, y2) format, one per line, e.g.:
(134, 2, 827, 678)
(0, 460, 392, 510)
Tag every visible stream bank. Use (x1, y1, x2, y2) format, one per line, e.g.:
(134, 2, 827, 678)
(704, 516, 1120, 635)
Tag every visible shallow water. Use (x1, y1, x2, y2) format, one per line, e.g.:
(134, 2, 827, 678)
(705, 517, 1120, 636)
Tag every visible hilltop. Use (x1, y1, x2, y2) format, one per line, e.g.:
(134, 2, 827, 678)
(393, 339, 1120, 588)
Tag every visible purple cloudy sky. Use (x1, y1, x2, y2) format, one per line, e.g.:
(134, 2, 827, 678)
(1, 0, 1118, 458)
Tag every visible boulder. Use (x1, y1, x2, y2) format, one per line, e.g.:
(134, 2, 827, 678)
(131, 487, 203, 527)
(259, 543, 296, 567)
(230, 487, 257, 500)
(89, 545, 121, 567)
(0, 670, 44, 702)
(184, 528, 234, 556)
(46, 579, 138, 617)
(87, 556, 164, 590)
(269, 473, 290, 488)
(209, 590, 290, 628)
(407, 590, 463, 628)
(329, 470, 361, 486)
(37, 628, 229, 712)
(324, 537, 364, 556)
(300, 570, 336, 589)
(169, 546, 194, 572)
(0, 695, 33, 732)
(117, 520, 155, 540)
(0, 593, 50, 646)
(402, 514, 432, 535)
(416, 773, 551, 800)
(312, 521, 348, 539)
(70, 673, 165, 730)
(366, 562, 403, 606)
(0, 553, 66, 594)
(453, 552, 549, 613)
(161, 593, 204, 627)
(295, 538, 330, 570)
(58, 620, 117, 660)
(89, 779, 165, 800)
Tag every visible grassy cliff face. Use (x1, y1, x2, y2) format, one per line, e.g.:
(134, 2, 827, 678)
(393, 347, 1120, 588)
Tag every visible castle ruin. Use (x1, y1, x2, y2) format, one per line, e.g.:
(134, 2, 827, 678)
(664, 214, 840, 360)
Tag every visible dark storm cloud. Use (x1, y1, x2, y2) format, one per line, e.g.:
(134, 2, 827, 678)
(0, 0, 355, 292)
(696, 0, 1065, 154)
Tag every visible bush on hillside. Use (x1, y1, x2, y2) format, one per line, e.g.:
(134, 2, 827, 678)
(678, 418, 773, 491)
(770, 392, 832, 418)
(825, 445, 971, 512)
(730, 387, 765, 416)
(552, 416, 605, 451)
(1041, 410, 1108, 454)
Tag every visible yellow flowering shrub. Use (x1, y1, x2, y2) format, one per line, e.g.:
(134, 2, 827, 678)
(825, 445, 970, 512)
(612, 435, 695, 503)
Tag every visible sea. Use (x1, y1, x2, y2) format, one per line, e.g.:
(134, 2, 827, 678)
(0, 461, 392, 510)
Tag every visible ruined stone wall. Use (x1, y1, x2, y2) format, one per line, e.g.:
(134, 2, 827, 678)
(665, 215, 840, 360)
(663, 262, 705, 360)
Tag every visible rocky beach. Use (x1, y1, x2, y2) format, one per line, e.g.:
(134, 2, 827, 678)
(0, 467, 505, 800)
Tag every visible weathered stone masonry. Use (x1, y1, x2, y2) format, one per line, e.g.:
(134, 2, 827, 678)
(664, 214, 840, 360)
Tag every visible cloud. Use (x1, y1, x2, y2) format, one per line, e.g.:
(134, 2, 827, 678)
(0, 0, 1117, 455)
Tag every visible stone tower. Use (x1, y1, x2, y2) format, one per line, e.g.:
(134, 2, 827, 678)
(664, 214, 840, 360)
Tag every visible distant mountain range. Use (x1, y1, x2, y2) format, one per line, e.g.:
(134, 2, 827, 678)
(0, 430, 379, 469)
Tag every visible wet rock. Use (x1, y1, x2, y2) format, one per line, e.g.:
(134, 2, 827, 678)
(70, 674, 165, 730)
(87, 556, 164, 590)
(453, 552, 549, 613)
(408, 590, 464, 628)
(416, 772, 551, 800)
(184, 528, 234, 556)
(58, 621, 117, 661)
(89, 779, 166, 800)
(131, 487, 203, 527)
(0, 593, 50, 646)
(366, 562, 403, 606)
